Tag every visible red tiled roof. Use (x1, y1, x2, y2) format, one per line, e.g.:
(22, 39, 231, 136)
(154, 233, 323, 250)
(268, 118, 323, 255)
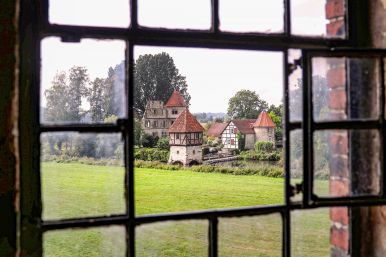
(207, 122, 228, 137)
(165, 90, 187, 107)
(253, 111, 276, 128)
(169, 109, 204, 133)
(232, 119, 256, 134)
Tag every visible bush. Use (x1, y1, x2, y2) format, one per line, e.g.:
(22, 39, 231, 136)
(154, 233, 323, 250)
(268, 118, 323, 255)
(255, 141, 274, 153)
(134, 148, 169, 162)
(156, 136, 170, 150)
(239, 150, 281, 162)
(141, 134, 159, 148)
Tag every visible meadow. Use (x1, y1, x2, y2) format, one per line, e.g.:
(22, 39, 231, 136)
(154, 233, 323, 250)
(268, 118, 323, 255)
(42, 162, 330, 257)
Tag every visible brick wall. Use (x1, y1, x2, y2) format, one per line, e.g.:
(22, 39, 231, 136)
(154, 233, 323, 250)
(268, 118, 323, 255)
(325, 1, 350, 257)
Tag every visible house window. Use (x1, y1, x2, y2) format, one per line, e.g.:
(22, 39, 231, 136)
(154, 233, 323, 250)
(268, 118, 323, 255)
(19, 1, 381, 257)
(153, 109, 157, 115)
(145, 120, 150, 128)
(231, 139, 235, 145)
(153, 120, 158, 128)
(176, 134, 180, 140)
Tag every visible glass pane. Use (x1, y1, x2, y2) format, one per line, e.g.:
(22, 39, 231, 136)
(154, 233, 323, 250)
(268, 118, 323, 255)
(138, 0, 211, 30)
(290, 129, 303, 202)
(41, 132, 125, 220)
(44, 226, 126, 257)
(289, 49, 302, 122)
(291, 0, 346, 38)
(49, 0, 130, 27)
(312, 57, 379, 121)
(41, 37, 126, 124)
(136, 220, 208, 257)
(313, 129, 381, 197)
(220, 0, 284, 33)
(292, 208, 340, 257)
(219, 214, 282, 257)
(134, 46, 284, 215)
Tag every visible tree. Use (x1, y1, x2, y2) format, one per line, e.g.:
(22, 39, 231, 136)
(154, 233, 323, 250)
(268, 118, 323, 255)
(227, 90, 268, 119)
(268, 104, 283, 142)
(134, 52, 191, 116)
(67, 66, 89, 122)
(44, 66, 89, 123)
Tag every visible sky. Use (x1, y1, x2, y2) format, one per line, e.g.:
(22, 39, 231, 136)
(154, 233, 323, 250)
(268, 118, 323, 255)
(42, 0, 328, 113)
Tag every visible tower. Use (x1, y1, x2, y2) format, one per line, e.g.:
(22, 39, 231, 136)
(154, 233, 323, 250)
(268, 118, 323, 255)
(168, 109, 204, 166)
(253, 111, 276, 143)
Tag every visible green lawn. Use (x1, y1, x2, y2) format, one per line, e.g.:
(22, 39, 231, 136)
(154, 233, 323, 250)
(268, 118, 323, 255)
(42, 162, 330, 257)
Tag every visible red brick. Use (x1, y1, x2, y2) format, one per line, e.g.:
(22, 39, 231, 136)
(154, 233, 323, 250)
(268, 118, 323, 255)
(325, 0, 345, 19)
(327, 20, 345, 37)
(330, 180, 349, 196)
(330, 207, 349, 225)
(331, 226, 349, 251)
(329, 156, 349, 178)
(327, 67, 346, 88)
(328, 133, 348, 155)
(329, 90, 346, 110)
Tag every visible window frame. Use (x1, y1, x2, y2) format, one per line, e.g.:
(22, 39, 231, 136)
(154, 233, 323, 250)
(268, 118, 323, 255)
(18, 0, 374, 256)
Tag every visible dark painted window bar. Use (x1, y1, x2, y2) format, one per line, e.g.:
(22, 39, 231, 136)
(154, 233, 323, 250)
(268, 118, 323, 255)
(19, 0, 386, 256)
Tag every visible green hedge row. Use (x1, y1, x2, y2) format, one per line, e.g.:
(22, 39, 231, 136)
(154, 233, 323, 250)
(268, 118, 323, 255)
(134, 160, 284, 178)
(42, 155, 123, 166)
(239, 150, 281, 162)
(134, 148, 169, 162)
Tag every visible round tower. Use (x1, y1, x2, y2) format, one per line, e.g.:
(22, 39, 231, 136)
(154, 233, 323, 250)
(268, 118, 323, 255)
(253, 111, 276, 143)
(168, 109, 204, 166)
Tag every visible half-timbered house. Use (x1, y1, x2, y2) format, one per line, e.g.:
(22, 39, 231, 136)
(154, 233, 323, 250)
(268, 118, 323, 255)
(168, 109, 204, 166)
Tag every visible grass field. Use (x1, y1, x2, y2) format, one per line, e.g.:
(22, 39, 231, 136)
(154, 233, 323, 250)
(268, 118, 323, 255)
(42, 162, 330, 257)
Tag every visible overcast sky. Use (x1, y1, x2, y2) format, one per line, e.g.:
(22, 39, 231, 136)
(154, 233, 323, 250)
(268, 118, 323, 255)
(42, 0, 327, 113)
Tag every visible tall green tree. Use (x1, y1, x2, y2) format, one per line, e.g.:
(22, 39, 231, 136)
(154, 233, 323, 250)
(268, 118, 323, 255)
(227, 90, 268, 119)
(134, 52, 191, 116)
(44, 66, 89, 123)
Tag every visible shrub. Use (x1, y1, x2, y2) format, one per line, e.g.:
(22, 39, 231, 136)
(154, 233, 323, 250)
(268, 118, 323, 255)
(239, 150, 281, 162)
(141, 134, 159, 148)
(255, 141, 274, 153)
(156, 136, 170, 150)
(134, 148, 169, 162)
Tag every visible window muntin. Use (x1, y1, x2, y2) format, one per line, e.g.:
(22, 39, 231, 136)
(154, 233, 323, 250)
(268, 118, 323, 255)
(20, 1, 371, 257)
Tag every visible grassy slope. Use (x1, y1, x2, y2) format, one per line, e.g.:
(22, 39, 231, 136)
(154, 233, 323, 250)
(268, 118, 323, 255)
(42, 162, 330, 257)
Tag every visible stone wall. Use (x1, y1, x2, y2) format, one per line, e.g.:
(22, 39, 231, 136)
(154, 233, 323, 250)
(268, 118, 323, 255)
(168, 145, 202, 166)
(254, 127, 275, 143)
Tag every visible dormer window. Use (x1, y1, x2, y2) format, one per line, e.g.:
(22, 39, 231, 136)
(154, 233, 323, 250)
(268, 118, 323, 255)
(172, 109, 178, 115)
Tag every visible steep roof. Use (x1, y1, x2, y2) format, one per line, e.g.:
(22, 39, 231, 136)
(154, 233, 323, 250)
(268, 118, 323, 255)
(232, 119, 256, 134)
(165, 90, 187, 107)
(207, 122, 228, 137)
(253, 111, 276, 128)
(169, 109, 204, 133)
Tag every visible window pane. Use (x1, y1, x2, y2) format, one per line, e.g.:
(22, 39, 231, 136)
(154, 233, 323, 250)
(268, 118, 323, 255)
(138, 0, 211, 30)
(219, 214, 282, 257)
(134, 46, 284, 215)
(136, 220, 208, 257)
(313, 129, 380, 197)
(312, 57, 379, 121)
(41, 38, 126, 124)
(41, 132, 125, 220)
(44, 226, 126, 257)
(288, 49, 302, 122)
(291, 0, 346, 38)
(220, 0, 284, 33)
(292, 208, 339, 257)
(290, 129, 303, 202)
(49, 0, 130, 27)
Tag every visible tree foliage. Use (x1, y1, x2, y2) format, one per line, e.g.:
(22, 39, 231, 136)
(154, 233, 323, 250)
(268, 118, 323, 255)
(44, 67, 89, 122)
(134, 52, 191, 116)
(227, 90, 268, 119)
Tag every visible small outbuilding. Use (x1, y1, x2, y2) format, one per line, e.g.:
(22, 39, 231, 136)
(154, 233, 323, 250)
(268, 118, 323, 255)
(168, 109, 204, 166)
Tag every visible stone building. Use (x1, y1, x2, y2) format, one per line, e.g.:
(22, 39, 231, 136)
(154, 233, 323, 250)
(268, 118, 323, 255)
(142, 90, 187, 138)
(168, 109, 204, 166)
(207, 111, 275, 150)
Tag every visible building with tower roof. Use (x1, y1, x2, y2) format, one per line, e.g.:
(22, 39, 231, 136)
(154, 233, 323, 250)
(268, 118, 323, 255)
(207, 111, 276, 151)
(168, 109, 204, 166)
(142, 90, 188, 138)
